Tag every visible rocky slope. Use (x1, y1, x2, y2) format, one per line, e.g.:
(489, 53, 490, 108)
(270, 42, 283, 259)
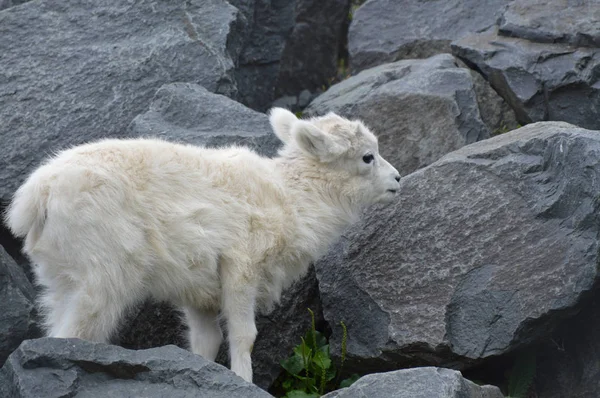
(2, 0, 600, 396)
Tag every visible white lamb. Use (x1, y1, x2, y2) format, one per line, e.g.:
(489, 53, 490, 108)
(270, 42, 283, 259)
(4, 108, 400, 382)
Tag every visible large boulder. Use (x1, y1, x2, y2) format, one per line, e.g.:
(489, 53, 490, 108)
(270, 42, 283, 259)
(0, 0, 244, 204)
(0, 246, 40, 366)
(499, 0, 600, 47)
(323, 367, 503, 398)
(306, 54, 489, 175)
(348, 0, 511, 72)
(231, 0, 350, 110)
(315, 122, 600, 372)
(128, 82, 281, 157)
(452, 28, 600, 130)
(1, 338, 273, 398)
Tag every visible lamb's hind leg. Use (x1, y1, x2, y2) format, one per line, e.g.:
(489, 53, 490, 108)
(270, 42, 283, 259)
(51, 284, 132, 342)
(184, 307, 223, 361)
(220, 254, 258, 383)
(51, 266, 145, 343)
(32, 261, 76, 336)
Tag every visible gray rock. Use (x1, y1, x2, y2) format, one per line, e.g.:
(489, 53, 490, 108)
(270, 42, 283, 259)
(232, 0, 292, 112)
(322, 367, 503, 398)
(452, 28, 600, 130)
(272, 95, 300, 111)
(348, 0, 511, 72)
(0, 0, 244, 204)
(1, 338, 273, 398)
(535, 293, 600, 398)
(315, 122, 600, 372)
(0, 214, 30, 277)
(231, 0, 350, 110)
(129, 83, 281, 158)
(0, 245, 40, 367)
(118, 302, 188, 352)
(271, 90, 318, 113)
(297, 89, 314, 108)
(499, 0, 600, 47)
(468, 68, 519, 135)
(275, 0, 351, 97)
(306, 54, 489, 176)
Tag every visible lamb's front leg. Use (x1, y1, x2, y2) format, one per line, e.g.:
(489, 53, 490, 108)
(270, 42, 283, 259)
(220, 256, 258, 383)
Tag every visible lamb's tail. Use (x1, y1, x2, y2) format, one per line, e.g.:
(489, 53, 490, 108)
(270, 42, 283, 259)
(4, 168, 51, 249)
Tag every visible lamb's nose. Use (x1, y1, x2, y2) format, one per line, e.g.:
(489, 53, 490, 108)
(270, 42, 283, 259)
(395, 175, 401, 182)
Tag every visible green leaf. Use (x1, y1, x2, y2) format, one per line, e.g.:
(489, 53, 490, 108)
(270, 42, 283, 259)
(304, 330, 328, 349)
(285, 391, 320, 398)
(281, 354, 305, 376)
(294, 339, 313, 360)
(325, 367, 337, 382)
(339, 374, 360, 388)
(318, 344, 330, 356)
(507, 351, 536, 398)
(312, 350, 332, 370)
(290, 373, 317, 391)
(282, 378, 294, 391)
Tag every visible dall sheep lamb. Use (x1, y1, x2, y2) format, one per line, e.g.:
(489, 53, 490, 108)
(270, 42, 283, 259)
(5, 108, 400, 382)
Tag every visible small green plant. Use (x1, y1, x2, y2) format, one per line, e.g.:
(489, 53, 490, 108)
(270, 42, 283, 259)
(278, 309, 359, 397)
(492, 123, 523, 136)
(506, 350, 536, 398)
(348, 0, 367, 21)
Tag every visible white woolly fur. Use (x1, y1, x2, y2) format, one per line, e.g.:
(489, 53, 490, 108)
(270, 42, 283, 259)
(5, 108, 400, 382)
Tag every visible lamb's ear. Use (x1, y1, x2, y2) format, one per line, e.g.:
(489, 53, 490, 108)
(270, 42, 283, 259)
(292, 120, 344, 162)
(268, 107, 297, 144)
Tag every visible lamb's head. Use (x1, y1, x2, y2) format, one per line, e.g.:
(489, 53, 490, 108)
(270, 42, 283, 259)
(269, 108, 401, 205)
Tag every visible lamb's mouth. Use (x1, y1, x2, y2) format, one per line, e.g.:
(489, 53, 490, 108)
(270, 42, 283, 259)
(387, 189, 398, 194)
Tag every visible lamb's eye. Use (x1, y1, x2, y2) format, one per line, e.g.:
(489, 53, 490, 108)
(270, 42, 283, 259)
(362, 154, 374, 164)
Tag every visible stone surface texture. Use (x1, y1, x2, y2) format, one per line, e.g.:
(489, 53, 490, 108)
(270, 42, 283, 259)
(129, 82, 281, 158)
(231, 0, 350, 110)
(452, 28, 600, 130)
(467, 68, 519, 135)
(322, 367, 503, 398)
(348, 0, 511, 72)
(0, 246, 40, 367)
(499, 0, 600, 47)
(0, 0, 29, 11)
(535, 291, 600, 398)
(1, 338, 273, 398)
